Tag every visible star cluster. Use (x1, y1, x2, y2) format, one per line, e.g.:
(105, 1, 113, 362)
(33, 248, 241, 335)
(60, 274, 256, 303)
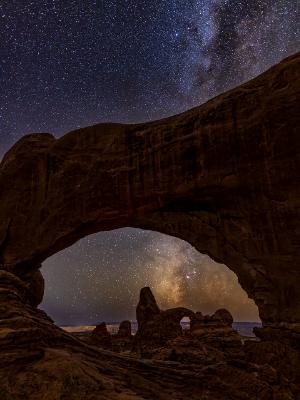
(0, 1, 299, 325)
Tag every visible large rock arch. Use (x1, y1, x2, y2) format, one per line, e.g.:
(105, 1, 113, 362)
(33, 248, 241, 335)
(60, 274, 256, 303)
(0, 52, 299, 328)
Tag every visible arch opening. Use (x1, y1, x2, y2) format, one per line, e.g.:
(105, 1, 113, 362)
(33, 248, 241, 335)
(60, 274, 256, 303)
(40, 228, 260, 336)
(180, 317, 191, 332)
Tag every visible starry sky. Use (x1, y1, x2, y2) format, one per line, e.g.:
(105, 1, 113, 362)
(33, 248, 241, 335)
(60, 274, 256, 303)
(42, 229, 260, 325)
(0, 1, 299, 325)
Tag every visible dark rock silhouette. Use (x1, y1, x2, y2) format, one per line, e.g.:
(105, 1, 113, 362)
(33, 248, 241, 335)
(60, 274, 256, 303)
(116, 320, 132, 338)
(133, 287, 195, 353)
(190, 311, 243, 357)
(134, 287, 242, 358)
(136, 287, 160, 327)
(0, 53, 299, 399)
(90, 322, 112, 349)
(212, 308, 234, 326)
(190, 308, 234, 333)
(112, 320, 133, 352)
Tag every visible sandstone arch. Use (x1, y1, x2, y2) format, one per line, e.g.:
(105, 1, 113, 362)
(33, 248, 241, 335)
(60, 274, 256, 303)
(0, 52, 299, 329)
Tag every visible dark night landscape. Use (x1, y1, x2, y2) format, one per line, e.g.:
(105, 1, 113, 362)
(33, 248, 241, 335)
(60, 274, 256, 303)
(0, 1, 300, 399)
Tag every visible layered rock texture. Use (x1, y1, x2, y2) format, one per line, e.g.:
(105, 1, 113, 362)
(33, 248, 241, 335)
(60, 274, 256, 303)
(0, 53, 299, 398)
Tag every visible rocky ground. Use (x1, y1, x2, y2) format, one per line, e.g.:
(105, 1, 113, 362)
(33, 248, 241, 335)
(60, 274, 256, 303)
(2, 285, 297, 400)
(0, 275, 300, 399)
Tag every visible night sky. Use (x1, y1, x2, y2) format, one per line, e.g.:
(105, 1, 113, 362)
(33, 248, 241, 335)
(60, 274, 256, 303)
(1, 1, 299, 325)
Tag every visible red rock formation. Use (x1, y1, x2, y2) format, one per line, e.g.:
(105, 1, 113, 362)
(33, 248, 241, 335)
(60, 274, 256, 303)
(133, 287, 195, 353)
(0, 53, 299, 326)
(134, 288, 242, 358)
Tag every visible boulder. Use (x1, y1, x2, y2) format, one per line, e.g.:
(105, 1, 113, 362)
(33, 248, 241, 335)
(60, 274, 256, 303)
(211, 308, 234, 326)
(90, 322, 112, 349)
(117, 320, 132, 338)
(190, 308, 234, 333)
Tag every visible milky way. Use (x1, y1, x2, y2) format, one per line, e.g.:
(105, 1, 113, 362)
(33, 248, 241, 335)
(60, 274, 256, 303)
(41, 229, 260, 325)
(0, 1, 299, 325)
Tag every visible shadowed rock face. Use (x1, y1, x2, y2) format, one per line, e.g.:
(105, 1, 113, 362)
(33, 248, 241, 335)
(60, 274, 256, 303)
(0, 53, 299, 400)
(211, 309, 234, 326)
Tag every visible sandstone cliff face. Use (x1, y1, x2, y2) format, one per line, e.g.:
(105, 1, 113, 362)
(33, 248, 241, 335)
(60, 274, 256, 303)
(0, 53, 299, 400)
